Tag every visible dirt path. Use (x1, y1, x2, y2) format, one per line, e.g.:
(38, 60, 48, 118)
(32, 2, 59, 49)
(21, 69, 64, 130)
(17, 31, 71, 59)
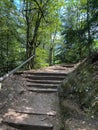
(0, 64, 98, 130)
(61, 99, 98, 130)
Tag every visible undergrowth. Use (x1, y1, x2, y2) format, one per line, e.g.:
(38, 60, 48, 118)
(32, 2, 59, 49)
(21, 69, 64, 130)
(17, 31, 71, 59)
(61, 52, 98, 118)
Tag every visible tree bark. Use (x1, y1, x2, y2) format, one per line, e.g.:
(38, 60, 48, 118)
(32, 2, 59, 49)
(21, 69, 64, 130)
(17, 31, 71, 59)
(87, 0, 91, 56)
(24, 0, 48, 69)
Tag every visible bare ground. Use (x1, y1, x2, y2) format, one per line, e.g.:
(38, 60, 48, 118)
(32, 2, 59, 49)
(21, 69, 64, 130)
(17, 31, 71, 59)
(0, 64, 98, 130)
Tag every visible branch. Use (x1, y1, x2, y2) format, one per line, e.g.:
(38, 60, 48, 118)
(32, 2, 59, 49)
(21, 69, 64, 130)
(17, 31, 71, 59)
(33, 0, 49, 23)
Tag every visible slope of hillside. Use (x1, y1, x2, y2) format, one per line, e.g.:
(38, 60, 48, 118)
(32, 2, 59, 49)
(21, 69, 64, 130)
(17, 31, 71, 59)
(60, 52, 98, 130)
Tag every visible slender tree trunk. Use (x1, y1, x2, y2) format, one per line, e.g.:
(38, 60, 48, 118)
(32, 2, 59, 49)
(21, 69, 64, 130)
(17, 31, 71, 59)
(28, 14, 42, 69)
(24, 0, 45, 69)
(49, 31, 57, 66)
(87, 0, 91, 56)
(49, 46, 53, 66)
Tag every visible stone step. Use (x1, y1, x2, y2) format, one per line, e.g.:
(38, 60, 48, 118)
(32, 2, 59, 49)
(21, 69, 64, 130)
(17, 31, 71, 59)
(10, 92, 58, 115)
(28, 88, 58, 92)
(3, 113, 53, 130)
(2, 92, 60, 130)
(25, 75, 65, 80)
(25, 72, 67, 76)
(26, 79, 62, 84)
(61, 64, 74, 68)
(27, 83, 59, 88)
(15, 71, 67, 76)
(2, 68, 65, 130)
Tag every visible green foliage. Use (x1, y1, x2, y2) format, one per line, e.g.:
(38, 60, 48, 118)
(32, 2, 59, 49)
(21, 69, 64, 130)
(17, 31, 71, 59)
(94, 40, 98, 49)
(0, 0, 97, 73)
(34, 47, 49, 69)
(0, 0, 64, 72)
(0, 0, 26, 75)
(58, 0, 98, 64)
(61, 54, 98, 117)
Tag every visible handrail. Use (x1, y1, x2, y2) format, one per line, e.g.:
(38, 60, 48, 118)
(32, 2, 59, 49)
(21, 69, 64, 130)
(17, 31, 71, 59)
(0, 55, 35, 82)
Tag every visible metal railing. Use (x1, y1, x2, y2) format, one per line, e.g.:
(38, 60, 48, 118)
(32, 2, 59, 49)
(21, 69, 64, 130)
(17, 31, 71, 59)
(0, 55, 35, 82)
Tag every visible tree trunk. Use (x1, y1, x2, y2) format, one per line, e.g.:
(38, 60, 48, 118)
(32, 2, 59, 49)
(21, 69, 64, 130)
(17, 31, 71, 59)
(87, 0, 91, 56)
(27, 14, 42, 69)
(49, 46, 53, 66)
(49, 31, 57, 66)
(24, 0, 45, 69)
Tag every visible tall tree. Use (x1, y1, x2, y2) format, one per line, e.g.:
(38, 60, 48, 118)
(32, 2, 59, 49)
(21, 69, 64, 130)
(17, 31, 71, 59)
(59, 0, 98, 63)
(0, 0, 23, 73)
(20, 0, 64, 68)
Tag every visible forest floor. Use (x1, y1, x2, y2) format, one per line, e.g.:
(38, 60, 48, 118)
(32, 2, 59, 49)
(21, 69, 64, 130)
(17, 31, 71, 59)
(0, 62, 98, 130)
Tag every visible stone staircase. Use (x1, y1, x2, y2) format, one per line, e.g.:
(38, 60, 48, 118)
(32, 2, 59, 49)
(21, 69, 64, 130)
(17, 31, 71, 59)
(25, 72, 66, 93)
(1, 66, 71, 130)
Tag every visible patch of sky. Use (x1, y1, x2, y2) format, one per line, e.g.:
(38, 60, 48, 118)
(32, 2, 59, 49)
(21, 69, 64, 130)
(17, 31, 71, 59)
(14, 0, 21, 10)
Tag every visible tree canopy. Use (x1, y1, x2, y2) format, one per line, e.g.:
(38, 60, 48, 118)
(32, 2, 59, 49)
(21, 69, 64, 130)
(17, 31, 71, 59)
(57, 0, 98, 63)
(0, 0, 98, 75)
